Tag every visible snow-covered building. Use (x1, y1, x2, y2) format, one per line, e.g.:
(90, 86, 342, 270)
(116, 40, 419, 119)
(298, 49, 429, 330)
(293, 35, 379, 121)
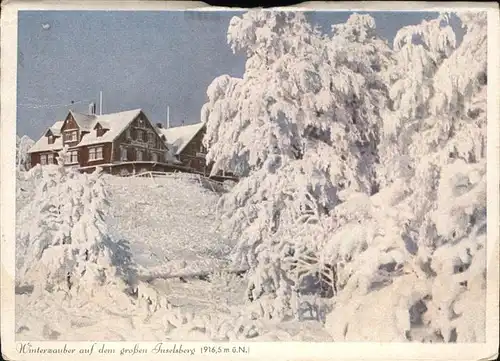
(155, 122, 210, 175)
(28, 107, 182, 175)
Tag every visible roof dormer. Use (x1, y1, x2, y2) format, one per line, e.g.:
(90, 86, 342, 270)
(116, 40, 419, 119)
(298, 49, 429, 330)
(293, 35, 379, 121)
(45, 129, 57, 144)
(94, 122, 109, 137)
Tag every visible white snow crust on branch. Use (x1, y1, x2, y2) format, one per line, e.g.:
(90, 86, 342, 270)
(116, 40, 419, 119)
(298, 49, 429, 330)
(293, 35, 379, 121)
(201, 10, 487, 341)
(17, 147, 134, 297)
(16, 135, 35, 171)
(201, 10, 392, 321)
(325, 12, 487, 342)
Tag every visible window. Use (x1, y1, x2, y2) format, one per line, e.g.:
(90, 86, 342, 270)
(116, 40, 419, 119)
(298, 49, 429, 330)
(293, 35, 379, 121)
(136, 149, 143, 161)
(96, 127, 107, 137)
(64, 130, 78, 143)
(47, 153, 55, 164)
(48, 135, 55, 144)
(149, 133, 155, 147)
(89, 146, 103, 161)
(120, 147, 128, 161)
(126, 128, 131, 139)
(137, 130, 144, 142)
(65, 150, 78, 164)
(40, 154, 47, 165)
(152, 153, 158, 162)
(137, 119, 145, 128)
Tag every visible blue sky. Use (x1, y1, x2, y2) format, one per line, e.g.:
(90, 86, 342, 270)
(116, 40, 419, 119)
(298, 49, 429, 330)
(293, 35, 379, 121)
(17, 10, 453, 139)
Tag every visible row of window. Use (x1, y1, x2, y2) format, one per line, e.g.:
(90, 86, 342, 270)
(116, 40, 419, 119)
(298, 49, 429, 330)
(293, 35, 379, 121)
(65, 130, 78, 142)
(40, 143, 167, 165)
(58, 125, 161, 149)
(120, 147, 161, 162)
(48, 130, 80, 145)
(125, 128, 159, 147)
(59, 129, 108, 146)
(39, 146, 104, 165)
(40, 153, 55, 165)
(64, 147, 103, 163)
(89, 147, 103, 161)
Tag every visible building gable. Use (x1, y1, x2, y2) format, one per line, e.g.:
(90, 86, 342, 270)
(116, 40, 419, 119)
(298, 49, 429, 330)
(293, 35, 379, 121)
(112, 111, 177, 164)
(60, 112, 80, 132)
(59, 112, 82, 147)
(158, 123, 206, 156)
(74, 108, 141, 147)
(118, 111, 168, 151)
(178, 125, 206, 156)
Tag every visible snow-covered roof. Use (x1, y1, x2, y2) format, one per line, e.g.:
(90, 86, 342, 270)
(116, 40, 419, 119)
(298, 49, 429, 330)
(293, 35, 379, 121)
(75, 109, 142, 147)
(28, 109, 143, 153)
(28, 131, 64, 153)
(157, 123, 205, 156)
(70, 111, 96, 131)
(49, 121, 65, 136)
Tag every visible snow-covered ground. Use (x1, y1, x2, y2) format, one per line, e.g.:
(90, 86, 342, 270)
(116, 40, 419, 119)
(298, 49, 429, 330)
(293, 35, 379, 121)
(15, 172, 330, 341)
(105, 174, 233, 276)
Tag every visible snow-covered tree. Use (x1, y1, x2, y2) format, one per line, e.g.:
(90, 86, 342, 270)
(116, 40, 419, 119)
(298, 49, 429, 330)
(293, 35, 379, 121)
(324, 12, 487, 342)
(377, 13, 458, 186)
(18, 148, 128, 296)
(16, 135, 35, 171)
(201, 10, 391, 319)
(201, 9, 487, 340)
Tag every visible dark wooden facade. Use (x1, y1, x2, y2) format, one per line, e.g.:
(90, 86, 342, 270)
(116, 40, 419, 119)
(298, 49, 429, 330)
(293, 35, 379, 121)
(78, 143, 113, 167)
(29, 152, 42, 166)
(171, 125, 236, 181)
(60, 113, 81, 148)
(112, 115, 169, 164)
(176, 126, 212, 175)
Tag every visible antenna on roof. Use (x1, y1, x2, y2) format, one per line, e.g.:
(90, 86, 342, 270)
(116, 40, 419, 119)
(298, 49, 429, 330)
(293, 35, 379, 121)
(167, 105, 170, 129)
(99, 91, 103, 115)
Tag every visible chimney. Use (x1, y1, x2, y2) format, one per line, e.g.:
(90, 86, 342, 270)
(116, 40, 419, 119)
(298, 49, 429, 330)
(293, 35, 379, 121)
(167, 105, 170, 129)
(156, 122, 163, 129)
(99, 91, 103, 115)
(88, 102, 96, 115)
